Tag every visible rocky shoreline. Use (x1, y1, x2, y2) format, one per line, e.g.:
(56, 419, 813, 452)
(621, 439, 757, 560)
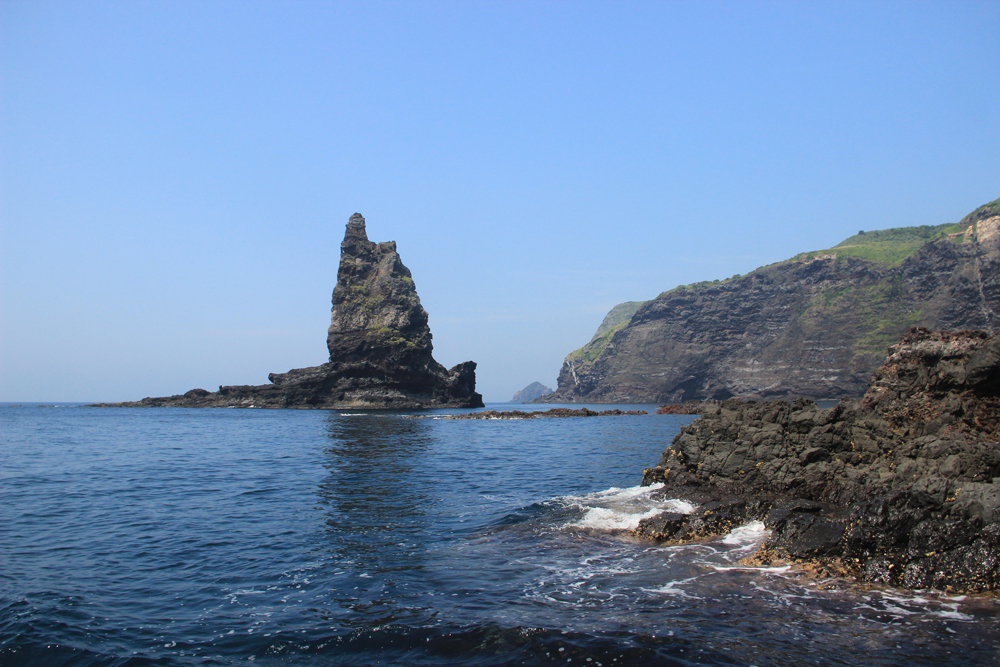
(633, 328, 1000, 592)
(429, 407, 648, 420)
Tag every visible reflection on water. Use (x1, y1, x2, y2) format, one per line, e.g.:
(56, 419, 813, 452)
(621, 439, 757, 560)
(2, 406, 998, 667)
(320, 414, 433, 554)
(314, 414, 436, 628)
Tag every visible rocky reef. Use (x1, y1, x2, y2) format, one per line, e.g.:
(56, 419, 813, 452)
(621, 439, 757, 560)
(544, 197, 1000, 403)
(433, 407, 647, 420)
(634, 327, 1000, 592)
(97, 214, 483, 409)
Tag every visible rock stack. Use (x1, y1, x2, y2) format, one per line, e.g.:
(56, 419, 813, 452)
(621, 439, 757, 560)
(99, 214, 483, 409)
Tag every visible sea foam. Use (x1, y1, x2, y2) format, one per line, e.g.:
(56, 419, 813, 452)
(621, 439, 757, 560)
(563, 483, 696, 531)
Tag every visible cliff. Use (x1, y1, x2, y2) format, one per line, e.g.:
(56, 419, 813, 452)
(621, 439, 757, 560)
(635, 327, 1000, 592)
(543, 198, 1000, 403)
(98, 214, 484, 409)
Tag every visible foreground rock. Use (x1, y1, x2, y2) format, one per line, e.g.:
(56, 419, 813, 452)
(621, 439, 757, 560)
(545, 197, 1000, 403)
(634, 328, 1000, 592)
(94, 214, 484, 409)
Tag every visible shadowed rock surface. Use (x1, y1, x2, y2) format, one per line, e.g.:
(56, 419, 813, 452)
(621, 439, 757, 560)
(95, 214, 483, 409)
(544, 198, 1000, 403)
(633, 327, 1000, 592)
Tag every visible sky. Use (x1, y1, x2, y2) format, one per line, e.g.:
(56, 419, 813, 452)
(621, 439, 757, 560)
(2, 1, 999, 403)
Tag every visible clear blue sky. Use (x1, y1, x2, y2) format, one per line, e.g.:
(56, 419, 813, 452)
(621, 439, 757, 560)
(2, 1, 998, 403)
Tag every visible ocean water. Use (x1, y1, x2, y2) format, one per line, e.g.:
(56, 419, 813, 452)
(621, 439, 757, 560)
(2, 403, 998, 667)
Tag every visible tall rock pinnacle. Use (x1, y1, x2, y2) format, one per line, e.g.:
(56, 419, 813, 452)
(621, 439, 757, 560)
(101, 214, 484, 409)
(327, 213, 433, 367)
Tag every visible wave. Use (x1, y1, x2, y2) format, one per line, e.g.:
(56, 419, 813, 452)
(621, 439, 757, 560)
(559, 483, 696, 532)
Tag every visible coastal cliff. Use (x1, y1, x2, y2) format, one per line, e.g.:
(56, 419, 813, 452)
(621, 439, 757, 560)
(543, 198, 1000, 403)
(635, 327, 1000, 592)
(98, 214, 483, 409)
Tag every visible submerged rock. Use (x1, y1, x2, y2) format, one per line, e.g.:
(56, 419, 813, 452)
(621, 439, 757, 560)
(96, 214, 483, 409)
(633, 327, 1000, 592)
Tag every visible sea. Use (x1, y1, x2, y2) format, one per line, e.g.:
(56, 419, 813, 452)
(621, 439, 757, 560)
(2, 403, 998, 666)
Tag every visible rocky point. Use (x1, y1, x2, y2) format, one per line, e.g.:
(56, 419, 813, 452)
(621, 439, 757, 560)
(634, 327, 1000, 592)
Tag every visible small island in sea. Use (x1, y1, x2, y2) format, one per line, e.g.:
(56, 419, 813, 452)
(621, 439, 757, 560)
(511, 381, 553, 403)
(93, 214, 483, 409)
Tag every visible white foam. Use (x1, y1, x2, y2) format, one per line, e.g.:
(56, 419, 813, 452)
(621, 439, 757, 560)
(571, 506, 666, 531)
(645, 576, 706, 599)
(585, 482, 665, 502)
(561, 483, 696, 532)
(721, 521, 769, 546)
(664, 499, 697, 514)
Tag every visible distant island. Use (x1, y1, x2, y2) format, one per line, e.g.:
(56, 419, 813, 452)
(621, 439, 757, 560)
(511, 381, 553, 403)
(94, 214, 484, 409)
(541, 197, 1000, 403)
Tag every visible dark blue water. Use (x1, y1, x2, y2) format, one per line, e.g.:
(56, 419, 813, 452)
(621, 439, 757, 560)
(2, 404, 998, 666)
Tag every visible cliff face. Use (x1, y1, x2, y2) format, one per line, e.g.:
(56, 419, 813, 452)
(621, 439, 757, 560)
(101, 214, 483, 409)
(545, 200, 1000, 403)
(636, 327, 1000, 592)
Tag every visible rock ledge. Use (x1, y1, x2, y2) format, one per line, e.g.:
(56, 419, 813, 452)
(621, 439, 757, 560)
(634, 327, 1000, 592)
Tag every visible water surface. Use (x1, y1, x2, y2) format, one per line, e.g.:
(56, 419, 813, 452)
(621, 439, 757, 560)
(2, 404, 998, 666)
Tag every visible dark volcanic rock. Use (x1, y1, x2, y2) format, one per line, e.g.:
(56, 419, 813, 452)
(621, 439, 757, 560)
(632, 328, 1000, 592)
(95, 214, 484, 409)
(655, 400, 709, 415)
(434, 407, 648, 420)
(546, 200, 1000, 403)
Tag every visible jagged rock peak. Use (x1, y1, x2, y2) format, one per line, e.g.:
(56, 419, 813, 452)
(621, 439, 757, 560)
(342, 212, 375, 254)
(94, 212, 484, 409)
(328, 214, 428, 361)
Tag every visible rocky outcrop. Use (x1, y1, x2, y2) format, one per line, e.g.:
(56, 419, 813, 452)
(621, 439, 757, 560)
(654, 401, 708, 415)
(97, 214, 483, 409)
(633, 328, 1000, 592)
(512, 382, 553, 403)
(434, 407, 647, 420)
(545, 198, 1000, 403)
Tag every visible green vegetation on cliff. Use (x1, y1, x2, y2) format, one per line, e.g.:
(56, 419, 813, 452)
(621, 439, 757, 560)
(549, 196, 999, 403)
(589, 301, 647, 341)
(797, 223, 966, 267)
(566, 301, 648, 369)
(960, 197, 1000, 226)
